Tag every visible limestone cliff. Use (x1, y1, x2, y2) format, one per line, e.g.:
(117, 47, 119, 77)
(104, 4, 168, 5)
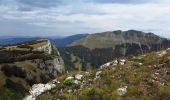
(0, 39, 65, 99)
(32, 54, 65, 77)
(32, 39, 52, 54)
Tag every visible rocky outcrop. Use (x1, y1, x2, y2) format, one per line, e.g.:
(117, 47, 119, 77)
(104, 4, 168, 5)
(32, 39, 52, 54)
(24, 81, 57, 100)
(0, 39, 66, 100)
(32, 56, 64, 77)
(31, 40, 65, 77)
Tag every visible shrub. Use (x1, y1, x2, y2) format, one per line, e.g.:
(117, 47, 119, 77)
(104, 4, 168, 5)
(0, 79, 28, 100)
(1, 65, 26, 78)
(64, 79, 74, 86)
(78, 88, 104, 100)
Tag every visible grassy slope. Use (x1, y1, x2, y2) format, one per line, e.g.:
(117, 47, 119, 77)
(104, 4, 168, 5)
(37, 49, 170, 100)
(70, 30, 165, 49)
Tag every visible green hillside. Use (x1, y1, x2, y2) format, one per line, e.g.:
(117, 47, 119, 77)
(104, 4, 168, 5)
(37, 49, 170, 100)
(70, 30, 169, 49)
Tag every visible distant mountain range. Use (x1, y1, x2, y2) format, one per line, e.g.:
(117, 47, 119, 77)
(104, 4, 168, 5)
(51, 34, 88, 47)
(0, 37, 41, 45)
(0, 34, 88, 46)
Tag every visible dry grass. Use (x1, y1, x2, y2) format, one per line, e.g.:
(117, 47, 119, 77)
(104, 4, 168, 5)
(0, 39, 48, 52)
(29, 41, 48, 48)
(0, 72, 6, 87)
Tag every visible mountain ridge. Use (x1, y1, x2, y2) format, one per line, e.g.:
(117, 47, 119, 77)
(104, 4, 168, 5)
(52, 34, 88, 47)
(70, 30, 169, 49)
(58, 30, 170, 70)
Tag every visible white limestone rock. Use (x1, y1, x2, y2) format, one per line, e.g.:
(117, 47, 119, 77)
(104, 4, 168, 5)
(139, 63, 143, 66)
(117, 86, 128, 96)
(24, 83, 56, 100)
(85, 72, 90, 74)
(100, 60, 118, 68)
(65, 76, 74, 80)
(32, 39, 52, 54)
(74, 80, 80, 84)
(52, 79, 60, 84)
(96, 71, 102, 79)
(75, 74, 83, 80)
(119, 59, 126, 65)
(157, 50, 167, 57)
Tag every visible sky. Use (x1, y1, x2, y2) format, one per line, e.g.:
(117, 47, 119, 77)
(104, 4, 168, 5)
(0, 0, 170, 38)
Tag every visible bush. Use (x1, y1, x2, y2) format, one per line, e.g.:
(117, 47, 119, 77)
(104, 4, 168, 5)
(64, 79, 74, 86)
(1, 65, 26, 78)
(0, 79, 28, 100)
(78, 88, 104, 100)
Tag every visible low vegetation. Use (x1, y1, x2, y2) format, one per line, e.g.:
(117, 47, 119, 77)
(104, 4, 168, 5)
(37, 49, 170, 100)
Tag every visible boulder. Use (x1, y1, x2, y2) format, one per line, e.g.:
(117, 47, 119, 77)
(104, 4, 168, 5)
(74, 80, 80, 84)
(52, 79, 60, 84)
(65, 76, 74, 80)
(25, 83, 56, 100)
(119, 59, 126, 65)
(75, 74, 83, 80)
(96, 71, 102, 79)
(117, 86, 128, 96)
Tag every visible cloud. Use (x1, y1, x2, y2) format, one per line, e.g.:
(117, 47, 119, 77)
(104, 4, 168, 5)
(16, 0, 64, 8)
(86, 0, 153, 4)
(0, 0, 169, 38)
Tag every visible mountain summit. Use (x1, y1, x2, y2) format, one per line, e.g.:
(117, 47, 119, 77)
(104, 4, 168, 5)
(70, 30, 169, 49)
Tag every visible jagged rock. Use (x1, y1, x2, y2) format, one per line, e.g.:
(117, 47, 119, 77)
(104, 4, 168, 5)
(117, 86, 128, 96)
(24, 83, 56, 100)
(52, 79, 60, 84)
(65, 76, 74, 80)
(32, 56, 64, 77)
(139, 63, 143, 66)
(75, 74, 83, 80)
(74, 80, 80, 84)
(96, 71, 102, 79)
(120, 59, 126, 65)
(85, 72, 90, 74)
(157, 50, 167, 57)
(100, 60, 118, 68)
(67, 89, 72, 93)
(155, 72, 159, 75)
(32, 39, 52, 54)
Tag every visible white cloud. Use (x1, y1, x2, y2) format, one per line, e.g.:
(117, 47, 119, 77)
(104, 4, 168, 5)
(0, 0, 170, 38)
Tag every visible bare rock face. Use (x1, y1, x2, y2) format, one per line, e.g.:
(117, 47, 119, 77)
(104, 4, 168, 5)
(32, 40, 65, 77)
(32, 56, 64, 77)
(32, 39, 52, 54)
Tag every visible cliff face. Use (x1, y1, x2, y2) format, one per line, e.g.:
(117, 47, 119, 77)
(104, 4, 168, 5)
(31, 39, 65, 76)
(32, 39, 52, 54)
(0, 39, 65, 99)
(32, 54, 64, 77)
(60, 30, 170, 70)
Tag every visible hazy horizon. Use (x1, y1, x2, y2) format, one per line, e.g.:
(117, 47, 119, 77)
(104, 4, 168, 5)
(0, 30, 170, 39)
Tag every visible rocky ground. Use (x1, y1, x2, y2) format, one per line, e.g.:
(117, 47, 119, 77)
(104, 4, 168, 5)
(30, 49, 170, 100)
